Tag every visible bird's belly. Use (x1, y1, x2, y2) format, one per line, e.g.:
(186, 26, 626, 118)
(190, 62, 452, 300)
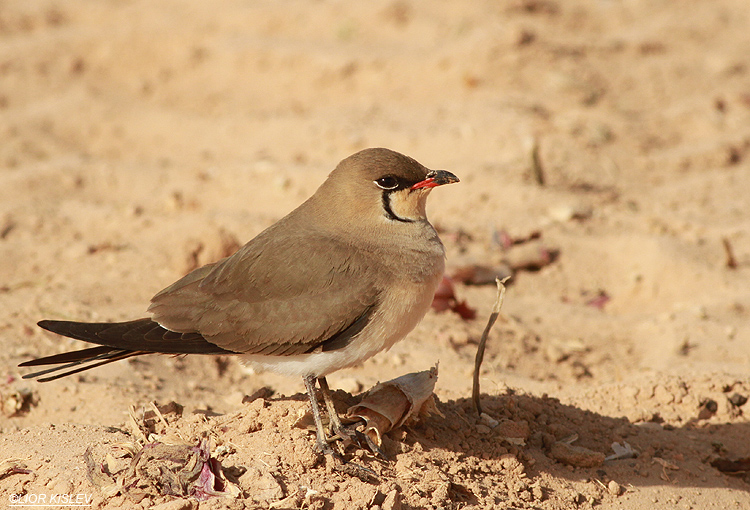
(238, 268, 443, 378)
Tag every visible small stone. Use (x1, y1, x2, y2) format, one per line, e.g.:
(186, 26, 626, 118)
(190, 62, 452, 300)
(480, 412, 499, 428)
(697, 398, 718, 420)
(382, 488, 402, 510)
(608, 480, 622, 496)
(728, 393, 747, 407)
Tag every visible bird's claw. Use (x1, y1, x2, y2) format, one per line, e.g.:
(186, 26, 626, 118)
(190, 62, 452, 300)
(327, 422, 386, 458)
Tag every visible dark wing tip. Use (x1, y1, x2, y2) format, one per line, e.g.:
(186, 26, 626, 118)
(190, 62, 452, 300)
(37, 319, 53, 330)
(37, 319, 70, 335)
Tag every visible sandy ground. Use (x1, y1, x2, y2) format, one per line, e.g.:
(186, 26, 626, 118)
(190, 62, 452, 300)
(2, 0, 750, 508)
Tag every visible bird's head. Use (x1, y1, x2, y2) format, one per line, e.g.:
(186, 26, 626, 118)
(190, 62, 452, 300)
(318, 148, 459, 227)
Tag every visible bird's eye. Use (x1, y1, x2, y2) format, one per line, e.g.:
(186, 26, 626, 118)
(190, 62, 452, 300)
(375, 176, 399, 190)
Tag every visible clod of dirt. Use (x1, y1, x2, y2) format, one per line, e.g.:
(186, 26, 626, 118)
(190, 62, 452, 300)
(237, 463, 283, 504)
(494, 419, 531, 446)
(549, 441, 605, 468)
(711, 457, 750, 475)
(607, 480, 622, 496)
(1, 387, 39, 417)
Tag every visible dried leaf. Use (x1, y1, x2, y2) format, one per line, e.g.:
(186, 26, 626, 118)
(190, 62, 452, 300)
(346, 366, 439, 446)
(115, 438, 239, 501)
(431, 276, 476, 320)
(586, 291, 610, 310)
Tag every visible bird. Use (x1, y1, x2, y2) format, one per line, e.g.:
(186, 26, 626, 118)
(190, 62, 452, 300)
(19, 147, 459, 454)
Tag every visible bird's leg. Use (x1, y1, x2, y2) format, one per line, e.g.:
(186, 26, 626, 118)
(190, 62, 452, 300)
(305, 375, 385, 464)
(303, 374, 332, 454)
(317, 376, 348, 440)
(302, 376, 380, 482)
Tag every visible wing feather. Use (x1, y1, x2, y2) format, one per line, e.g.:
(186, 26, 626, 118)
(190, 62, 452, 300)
(149, 226, 385, 355)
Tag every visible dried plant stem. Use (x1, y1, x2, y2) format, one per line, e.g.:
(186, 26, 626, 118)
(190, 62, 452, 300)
(722, 237, 737, 269)
(473, 277, 510, 415)
(531, 138, 545, 186)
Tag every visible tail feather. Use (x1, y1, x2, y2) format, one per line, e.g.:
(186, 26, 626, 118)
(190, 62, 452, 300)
(19, 345, 117, 367)
(21, 348, 141, 382)
(20, 318, 235, 381)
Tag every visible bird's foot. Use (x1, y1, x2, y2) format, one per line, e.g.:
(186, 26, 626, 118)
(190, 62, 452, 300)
(314, 438, 344, 459)
(327, 422, 356, 448)
(328, 424, 387, 459)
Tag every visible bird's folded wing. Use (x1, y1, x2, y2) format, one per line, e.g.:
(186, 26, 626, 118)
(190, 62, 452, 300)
(148, 228, 384, 356)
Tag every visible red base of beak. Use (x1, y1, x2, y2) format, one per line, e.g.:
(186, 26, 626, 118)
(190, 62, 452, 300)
(411, 177, 438, 190)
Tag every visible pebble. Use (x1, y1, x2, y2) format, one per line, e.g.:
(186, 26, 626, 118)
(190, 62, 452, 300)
(480, 412, 499, 428)
(382, 489, 401, 510)
(608, 480, 622, 496)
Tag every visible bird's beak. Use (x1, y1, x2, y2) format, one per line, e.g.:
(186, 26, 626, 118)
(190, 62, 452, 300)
(410, 170, 460, 190)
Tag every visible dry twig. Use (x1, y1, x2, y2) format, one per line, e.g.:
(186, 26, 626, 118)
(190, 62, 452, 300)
(473, 277, 510, 415)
